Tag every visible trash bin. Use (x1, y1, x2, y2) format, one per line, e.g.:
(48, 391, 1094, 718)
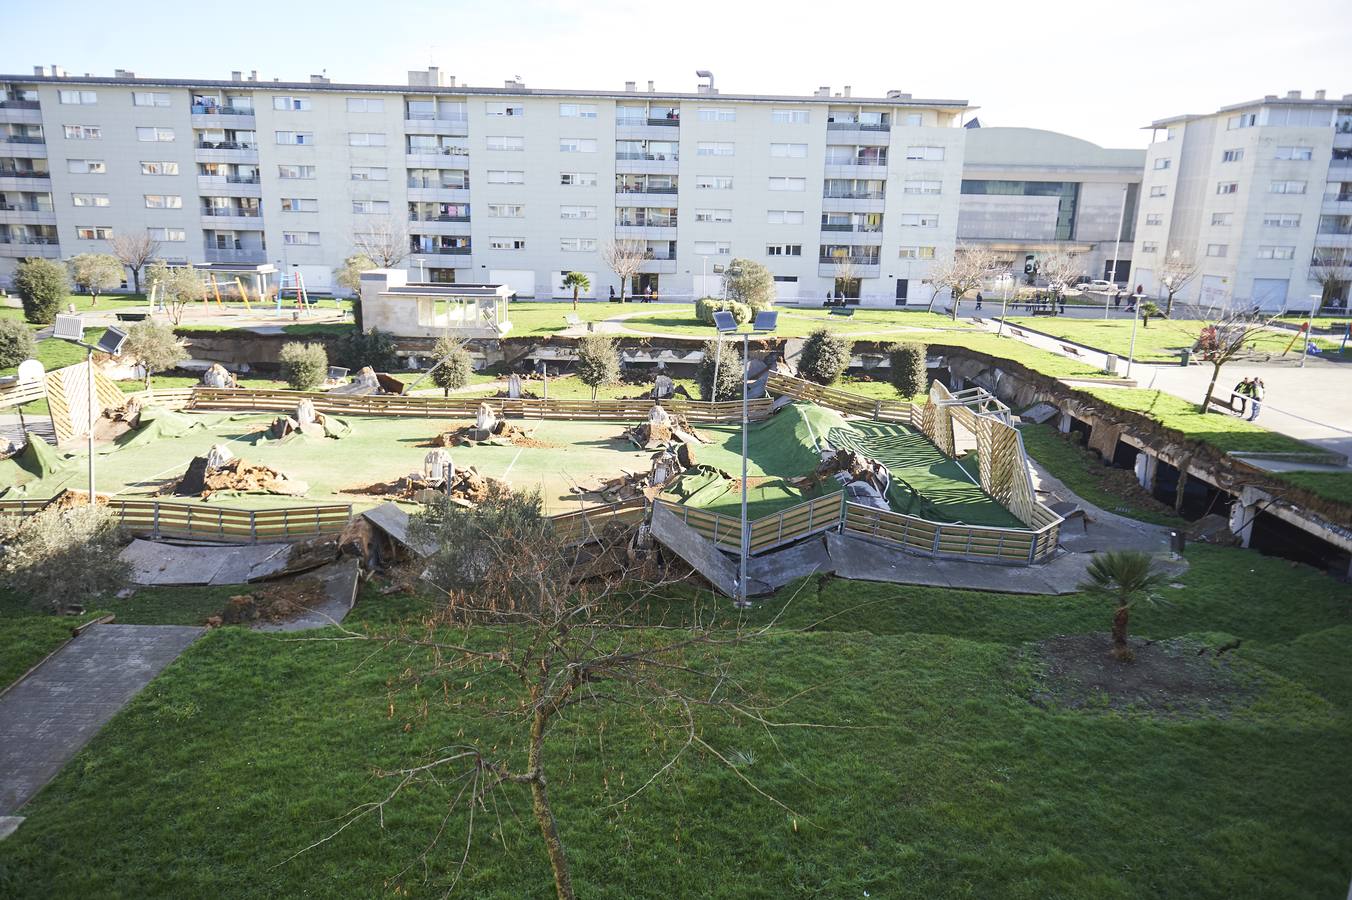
(1179, 350, 1191, 366)
(1104, 353, 1118, 375)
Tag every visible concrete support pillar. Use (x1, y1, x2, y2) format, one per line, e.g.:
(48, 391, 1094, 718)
(1228, 486, 1263, 549)
(1135, 452, 1158, 491)
(1057, 412, 1072, 434)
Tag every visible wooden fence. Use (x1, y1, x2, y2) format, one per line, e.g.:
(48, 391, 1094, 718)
(549, 498, 648, 545)
(765, 373, 916, 423)
(0, 497, 352, 543)
(0, 379, 45, 410)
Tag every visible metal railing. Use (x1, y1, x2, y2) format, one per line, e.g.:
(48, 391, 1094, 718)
(0, 235, 58, 245)
(825, 157, 888, 166)
(0, 170, 50, 179)
(191, 105, 254, 116)
(0, 99, 40, 110)
(615, 152, 679, 161)
(0, 203, 51, 212)
(820, 223, 883, 233)
(818, 255, 881, 265)
(412, 245, 471, 255)
(827, 121, 890, 131)
(196, 141, 258, 150)
(408, 213, 471, 222)
(406, 146, 469, 156)
(407, 178, 470, 190)
(201, 208, 261, 217)
(2, 135, 44, 144)
(823, 190, 886, 200)
(616, 219, 678, 228)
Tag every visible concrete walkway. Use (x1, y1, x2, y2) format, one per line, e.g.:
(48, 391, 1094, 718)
(0, 623, 203, 816)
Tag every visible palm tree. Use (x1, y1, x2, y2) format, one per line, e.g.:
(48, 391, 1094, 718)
(1078, 551, 1167, 662)
(560, 271, 590, 310)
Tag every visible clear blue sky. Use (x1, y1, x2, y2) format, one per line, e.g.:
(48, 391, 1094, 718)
(3, 0, 1350, 147)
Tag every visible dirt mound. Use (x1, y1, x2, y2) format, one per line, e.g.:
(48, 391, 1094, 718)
(347, 465, 509, 507)
(570, 449, 684, 503)
(428, 419, 553, 448)
(622, 406, 706, 451)
(175, 456, 308, 498)
(1025, 634, 1254, 719)
(46, 488, 111, 509)
(215, 580, 328, 625)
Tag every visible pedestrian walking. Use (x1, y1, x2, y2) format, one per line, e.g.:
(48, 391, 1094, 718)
(1247, 378, 1265, 421)
(974, 291, 983, 311)
(1114, 290, 1123, 309)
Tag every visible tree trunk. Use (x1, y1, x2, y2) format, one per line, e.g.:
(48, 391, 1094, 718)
(527, 709, 574, 899)
(950, 293, 959, 321)
(131, 268, 141, 294)
(1165, 292, 1175, 318)
(1200, 363, 1221, 414)
(1111, 604, 1132, 660)
(572, 288, 578, 311)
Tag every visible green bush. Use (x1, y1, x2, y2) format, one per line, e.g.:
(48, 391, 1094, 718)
(696, 338, 743, 402)
(0, 504, 129, 612)
(14, 257, 71, 325)
(694, 296, 751, 326)
(888, 341, 928, 398)
(337, 327, 399, 373)
(574, 334, 621, 399)
(0, 318, 37, 369)
(278, 341, 328, 391)
(429, 335, 472, 397)
(723, 258, 776, 310)
(796, 328, 852, 385)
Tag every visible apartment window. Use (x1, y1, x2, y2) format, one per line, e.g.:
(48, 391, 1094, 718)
(146, 227, 185, 242)
(487, 170, 525, 184)
(66, 159, 106, 174)
(140, 161, 178, 176)
(767, 209, 804, 225)
(695, 175, 733, 190)
(348, 132, 387, 147)
(903, 179, 942, 195)
(905, 145, 944, 161)
(898, 247, 937, 260)
(558, 103, 597, 118)
(771, 109, 809, 124)
(488, 203, 526, 217)
(1269, 180, 1306, 194)
(136, 126, 175, 142)
(765, 244, 802, 256)
(559, 138, 597, 153)
(485, 102, 524, 117)
(63, 125, 101, 140)
(900, 113, 922, 126)
(1153, 158, 1172, 170)
(694, 209, 733, 223)
(1206, 243, 1228, 258)
(58, 90, 97, 105)
(899, 213, 939, 227)
(1141, 242, 1159, 253)
(133, 92, 170, 107)
(75, 226, 113, 240)
(277, 164, 316, 179)
(1222, 149, 1244, 163)
(698, 107, 736, 122)
(559, 204, 596, 220)
(1262, 212, 1301, 227)
(68, 193, 107, 209)
(770, 143, 808, 159)
(1145, 213, 1163, 225)
(1216, 181, 1239, 194)
(559, 172, 597, 186)
(345, 97, 385, 113)
(350, 200, 387, 214)
(1149, 185, 1167, 197)
(273, 96, 312, 111)
(768, 176, 806, 191)
(697, 142, 734, 157)
(693, 241, 731, 255)
(280, 197, 319, 212)
(1257, 245, 1296, 260)
(487, 135, 525, 151)
(1211, 212, 1232, 226)
(275, 131, 314, 145)
(1275, 146, 1314, 161)
(560, 237, 598, 252)
(1227, 112, 1256, 129)
(143, 194, 182, 209)
(350, 166, 388, 181)
(283, 231, 320, 245)
(489, 236, 526, 250)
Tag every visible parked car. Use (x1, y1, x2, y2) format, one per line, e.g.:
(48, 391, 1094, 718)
(1080, 279, 1118, 294)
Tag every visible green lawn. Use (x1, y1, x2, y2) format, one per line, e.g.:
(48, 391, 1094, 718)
(0, 593, 104, 692)
(0, 292, 149, 324)
(1, 543, 1348, 897)
(506, 300, 624, 337)
(1005, 317, 1346, 362)
(617, 305, 978, 338)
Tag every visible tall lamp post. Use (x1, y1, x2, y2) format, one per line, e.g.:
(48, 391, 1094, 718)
(1125, 302, 1141, 378)
(713, 308, 778, 609)
(996, 272, 1014, 337)
(1106, 183, 1128, 320)
(52, 315, 129, 506)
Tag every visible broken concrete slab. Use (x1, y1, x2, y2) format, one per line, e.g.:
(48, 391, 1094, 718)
(360, 502, 435, 557)
(254, 557, 362, 632)
(746, 536, 833, 591)
(119, 539, 295, 586)
(1019, 403, 1060, 425)
(650, 503, 770, 599)
(826, 532, 1090, 595)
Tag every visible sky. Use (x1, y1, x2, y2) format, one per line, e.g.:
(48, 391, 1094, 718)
(3, 0, 1350, 147)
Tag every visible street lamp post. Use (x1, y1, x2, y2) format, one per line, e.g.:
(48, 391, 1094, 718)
(1125, 302, 1141, 378)
(997, 272, 1013, 337)
(1106, 184, 1128, 320)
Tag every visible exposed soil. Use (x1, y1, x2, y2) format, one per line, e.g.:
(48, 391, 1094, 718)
(424, 420, 556, 448)
(1025, 634, 1255, 719)
(211, 579, 329, 626)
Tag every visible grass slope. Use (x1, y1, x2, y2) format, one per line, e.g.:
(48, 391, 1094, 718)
(1005, 317, 1345, 361)
(1, 545, 1348, 897)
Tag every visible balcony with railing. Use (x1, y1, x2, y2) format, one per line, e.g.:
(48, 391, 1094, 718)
(191, 103, 256, 127)
(409, 202, 471, 231)
(818, 247, 881, 277)
(198, 165, 262, 197)
(0, 96, 40, 110)
(0, 227, 60, 257)
(615, 140, 680, 174)
(411, 237, 472, 256)
(616, 175, 678, 197)
(0, 194, 56, 224)
(0, 166, 50, 187)
(0, 96, 41, 126)
(404, 115, 469, 136)
(205, 246, 268, 264)
(616, 105, 681, 137)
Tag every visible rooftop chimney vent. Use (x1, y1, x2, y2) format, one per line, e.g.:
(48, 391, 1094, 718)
(843, 85, 851, 97)
(625, 80, 636, 91)
(1315, 89, 1326, 100)
(1286, 90, 1301, 99)
(231, 70, 243, 81)
(647, 80, 654, 92)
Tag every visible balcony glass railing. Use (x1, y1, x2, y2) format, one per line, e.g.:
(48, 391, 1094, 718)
(0, 99, 40, 110)
(201, 208, 261, 217)
(826, 121, 889, 131)
(0, 203, 52, 212)
(409, 213, 471, 222)
(616, 152, 679, 161)
(617, 219, 677, 228)
(406, 146, 469, 156)
(192, 105, 254, 116)
(2, 135, 45, 144)
(616, 184, 678, 193)
(412, 245, 472, 255)
(819, 255, 880, 265)
(196, 140, 258, 150)
(1324, 192, 1352, 202)
(407, 178, 470, 190)
(0, 170, 49, 178)
(820, 223, 883, 232)
(405, 113, 470, 123)
(823, 190, 886, 200)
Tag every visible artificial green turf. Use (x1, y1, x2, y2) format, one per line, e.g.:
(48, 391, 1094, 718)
(1, 544, 1348, 897)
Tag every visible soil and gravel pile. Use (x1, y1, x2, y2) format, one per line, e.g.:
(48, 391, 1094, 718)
(429, 419, 554, 448)
(349, 465, 508, 507)
(622, 405, 706, 451)
(175, 456, 308, 498)
(214, 580, 328, 626)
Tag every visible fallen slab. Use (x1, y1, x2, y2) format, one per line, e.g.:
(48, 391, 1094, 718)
(360, 502, 436, 557)
(746, 536, 833, 591)
(119, 539, 295, 586)
(650, 503, 770, 599)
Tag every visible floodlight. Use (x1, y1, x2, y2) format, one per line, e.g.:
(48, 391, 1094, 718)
(752, 310, 779, 333)
(712, 310, 738, 333)
(53, 314, 85, 342)
(95, 326, 129, 357)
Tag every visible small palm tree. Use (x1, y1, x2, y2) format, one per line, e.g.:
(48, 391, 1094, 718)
(1079, 551, 1167, 662)
(561, 271, 590, 311)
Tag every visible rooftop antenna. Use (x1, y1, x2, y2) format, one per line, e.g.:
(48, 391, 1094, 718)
(696, 69, 715, 94)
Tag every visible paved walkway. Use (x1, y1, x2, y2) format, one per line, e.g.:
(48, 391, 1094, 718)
(0, 623, 203, 816)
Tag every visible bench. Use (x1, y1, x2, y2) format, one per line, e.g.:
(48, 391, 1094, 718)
(114, 312, 149, 323)
(1058, 343, 1082, 358)
(828, 307, 855, 317)
(1031, 308, 1057, 317)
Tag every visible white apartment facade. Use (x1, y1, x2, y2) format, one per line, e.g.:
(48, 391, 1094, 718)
(1132, 90, 1352, 312)
(0, 66, 970, 307)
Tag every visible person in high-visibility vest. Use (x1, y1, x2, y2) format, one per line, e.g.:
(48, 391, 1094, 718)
(1247, 378, 1265, 421)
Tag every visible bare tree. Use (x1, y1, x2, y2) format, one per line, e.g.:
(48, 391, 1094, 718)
(147, 260, 206, 327)
(296, 492, 817, 898)
(1196, 312, 1272, 413)
(1037, 251, 1083, 295)
(353, 216, 412, 269)
(109, 233, 160, 295)
(1309, 259, 1352, 311)
(926, 245, 1003, 319)
(831, 256, 858, 301)
(1159, 248, 1200, 317)
(601, 239, 645, 302)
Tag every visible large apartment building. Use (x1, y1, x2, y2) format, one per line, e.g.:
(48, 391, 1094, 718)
(1132, 90, 1352, 312)
(0, 66, 971, 306)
